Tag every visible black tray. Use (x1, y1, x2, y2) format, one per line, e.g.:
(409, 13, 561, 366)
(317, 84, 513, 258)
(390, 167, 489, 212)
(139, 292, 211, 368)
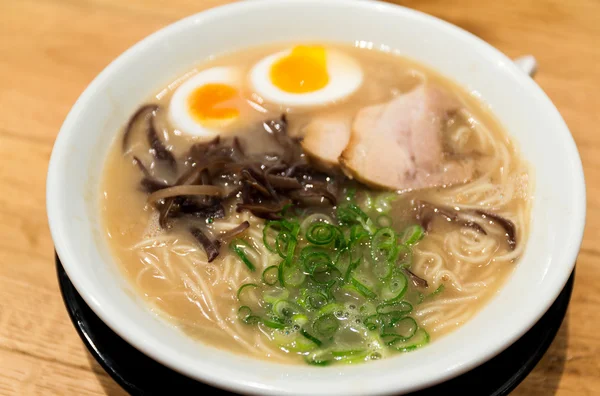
(56, 254, 574, 395)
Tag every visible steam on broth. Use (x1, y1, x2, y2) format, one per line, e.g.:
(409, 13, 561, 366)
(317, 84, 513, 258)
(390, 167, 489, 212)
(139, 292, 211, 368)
(101, 43, 531, 365)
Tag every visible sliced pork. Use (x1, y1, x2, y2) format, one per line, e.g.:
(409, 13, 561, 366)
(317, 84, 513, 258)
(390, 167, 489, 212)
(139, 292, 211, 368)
(340, 85, 474, 191)
(301, 112, 352, 169)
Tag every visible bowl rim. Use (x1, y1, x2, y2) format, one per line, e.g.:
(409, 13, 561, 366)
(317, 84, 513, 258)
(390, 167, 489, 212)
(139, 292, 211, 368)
(46, 0, 586, 394)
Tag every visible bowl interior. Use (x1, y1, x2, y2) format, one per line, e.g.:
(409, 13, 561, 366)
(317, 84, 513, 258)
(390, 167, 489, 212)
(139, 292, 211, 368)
(47, 1, 585, 395)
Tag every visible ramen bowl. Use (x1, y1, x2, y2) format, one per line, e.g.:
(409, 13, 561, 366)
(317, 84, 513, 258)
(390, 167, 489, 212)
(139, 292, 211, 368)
(46, 0, 585, 394)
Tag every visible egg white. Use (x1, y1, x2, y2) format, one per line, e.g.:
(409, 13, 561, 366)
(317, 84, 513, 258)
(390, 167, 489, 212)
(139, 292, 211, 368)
(168, 66, 242, 138)
(249, 49, 363, 108)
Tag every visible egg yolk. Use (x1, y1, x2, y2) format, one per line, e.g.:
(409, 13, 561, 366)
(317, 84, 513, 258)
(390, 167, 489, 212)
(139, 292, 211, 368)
(270, 45, 329, 94)
(188, 83, 239, 124)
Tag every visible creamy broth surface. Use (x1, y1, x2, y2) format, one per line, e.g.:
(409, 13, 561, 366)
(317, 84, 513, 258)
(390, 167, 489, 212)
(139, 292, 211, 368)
(101, 43, 531, 363)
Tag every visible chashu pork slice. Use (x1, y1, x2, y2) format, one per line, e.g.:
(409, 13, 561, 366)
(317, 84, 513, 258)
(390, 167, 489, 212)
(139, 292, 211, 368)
(301, 112, 352, 169)
(340, 85, 474, 191)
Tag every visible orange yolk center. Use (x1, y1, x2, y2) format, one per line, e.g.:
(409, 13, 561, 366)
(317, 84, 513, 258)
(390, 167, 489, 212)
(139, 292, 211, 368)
(270, 45, 329, 94)
(188, 83, 239, 124)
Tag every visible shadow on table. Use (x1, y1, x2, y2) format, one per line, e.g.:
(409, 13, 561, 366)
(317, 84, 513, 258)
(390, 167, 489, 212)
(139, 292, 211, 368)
(511, 309, 570, 395)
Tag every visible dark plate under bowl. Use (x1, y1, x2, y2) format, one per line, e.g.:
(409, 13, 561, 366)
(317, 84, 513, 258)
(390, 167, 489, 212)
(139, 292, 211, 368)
(56, 254, 574, 395)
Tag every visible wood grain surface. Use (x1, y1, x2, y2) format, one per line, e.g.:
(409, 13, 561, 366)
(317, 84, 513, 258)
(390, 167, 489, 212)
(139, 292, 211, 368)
(1, 0, 598, 394)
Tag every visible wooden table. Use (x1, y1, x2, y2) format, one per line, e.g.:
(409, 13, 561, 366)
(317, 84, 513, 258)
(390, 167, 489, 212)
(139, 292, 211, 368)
(1, 0, 598, 394)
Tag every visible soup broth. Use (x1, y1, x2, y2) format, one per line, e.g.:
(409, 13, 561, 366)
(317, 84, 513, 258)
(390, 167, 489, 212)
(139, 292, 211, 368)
(101, 43, 531, 364)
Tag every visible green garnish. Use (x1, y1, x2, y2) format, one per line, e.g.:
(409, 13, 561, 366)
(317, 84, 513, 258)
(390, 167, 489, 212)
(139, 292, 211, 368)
(230, 239, 256, 272)
(235, 192, 435, 366)
(262, 266, 279, 286)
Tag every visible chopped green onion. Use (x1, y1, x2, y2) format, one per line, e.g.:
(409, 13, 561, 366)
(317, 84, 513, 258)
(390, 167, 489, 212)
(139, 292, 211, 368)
(388, 327, 430, 352)
(292, 313, 309, 325)
(364, 314, 382, 331)
(371, 227, 398, 264)
(280, 264, 306, 287)
(229, 239, 256, 272)
(237, 283, 259, 303)
(343, 256, 362, 284)
(318, 303, 346, 316)
(306, 223, 338, 246)
(300, 213, 334, 234)
(350, 277, 377, 299)
(233, 187, 432, 365)
(331, 349, 366, 358)
(374, 192, 398, 214)
(279, 219, 298, 232)
(311, 265, 341, 285)
(237, 305, 251, 320)
(245, 316, 261, 325)
(272, 329, 317, 352)
(273, 300, 301, 319)
(371, 259, 392, 280)
(263, 221, 279, 253)
(324, 280, 338, 301)
(378, 271, 408, 302)
(359, 302, 377, 316)
(262, 266, 279, 286)
(262, 288, 289, 304)
(300, 329, 323, 347)
(349, 224, 370, 247)
(345, 188, 356, 201)
(381, 316, 418, 343)
(275, 231, 291, 259)
(301, 251, 332, 275)
(305, 351, 332, 366)
(263, 318, 287, 329)
(306, 291, 328, 309)
(313, 314, 339, 338)
(331, 349, 369, 363)
(275, 221, 300, 265)
(401, 225, 425, 246)
(334, 249, 352, 275)
(376, 301, 413, 318)
(395, 244, 412, 269)
(336, 203, 376, 234)
(423, 284, 445, 300)
(279, 203, 294, 217)
(237, 306, 260, 325)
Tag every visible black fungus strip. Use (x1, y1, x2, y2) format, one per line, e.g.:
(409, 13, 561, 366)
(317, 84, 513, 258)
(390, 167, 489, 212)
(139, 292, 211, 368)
(176, 198, 226, 220)
(147, 108, 177, 171)
(403, 268, 429, 288)
(232, 137, 245, 159)
(236, 201, 291, 215)
(414, 200, 515, 249)
(122, 104, 158, 152)
(190, 227, 221, 262)
(218, 221, 250, 242)
(460, 220, 488, 235)
(476, 210, 517, 250)
(266, 174, 303, 190)
(241, 169, 271, 197)
(158, 199, 175, 229)
(127, 112, 344, 230)
(289, 187, 337, 207)
(132, 156, 170, 193)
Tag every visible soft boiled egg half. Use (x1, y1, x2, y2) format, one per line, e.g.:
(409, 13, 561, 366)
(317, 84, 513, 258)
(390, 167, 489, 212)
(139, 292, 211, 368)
(249, 45, 363, 108)
(169, 66, 246, 138)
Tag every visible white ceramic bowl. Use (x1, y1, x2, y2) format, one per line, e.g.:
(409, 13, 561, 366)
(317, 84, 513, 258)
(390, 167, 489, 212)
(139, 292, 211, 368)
(46, 0, 586, 394)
